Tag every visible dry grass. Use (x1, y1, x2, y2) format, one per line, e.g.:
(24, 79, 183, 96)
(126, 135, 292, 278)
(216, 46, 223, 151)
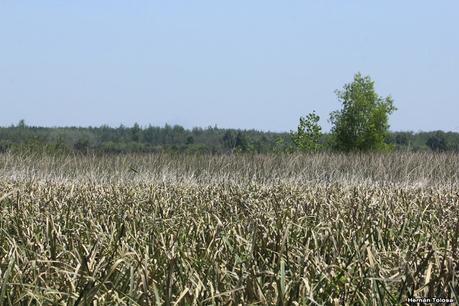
(0, 152, 458, 305)
(1, 152, 459, 186)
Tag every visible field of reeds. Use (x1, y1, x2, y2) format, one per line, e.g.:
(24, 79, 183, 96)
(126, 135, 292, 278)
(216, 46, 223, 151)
(1, 152, 458, 305)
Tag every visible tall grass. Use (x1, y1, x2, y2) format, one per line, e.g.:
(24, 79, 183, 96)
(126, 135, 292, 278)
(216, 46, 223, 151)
(1, 152, 458, 186)
(0, 152, 458, 304)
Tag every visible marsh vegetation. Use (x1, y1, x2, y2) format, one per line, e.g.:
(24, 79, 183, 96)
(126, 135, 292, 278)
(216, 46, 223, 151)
(0, 152, 458, 304)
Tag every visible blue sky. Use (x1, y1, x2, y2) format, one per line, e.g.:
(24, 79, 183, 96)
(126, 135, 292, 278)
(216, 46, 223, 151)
(0, 1, 457, 132)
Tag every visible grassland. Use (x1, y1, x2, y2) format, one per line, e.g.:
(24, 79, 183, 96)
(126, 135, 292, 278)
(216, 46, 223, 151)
(0, 152, 458, 305)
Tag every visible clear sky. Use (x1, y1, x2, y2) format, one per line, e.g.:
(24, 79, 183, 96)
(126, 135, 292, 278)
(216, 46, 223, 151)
(0, 1, 457, 132)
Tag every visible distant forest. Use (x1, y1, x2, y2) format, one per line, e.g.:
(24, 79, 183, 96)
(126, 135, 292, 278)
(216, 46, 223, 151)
(0, 120, 457, 154)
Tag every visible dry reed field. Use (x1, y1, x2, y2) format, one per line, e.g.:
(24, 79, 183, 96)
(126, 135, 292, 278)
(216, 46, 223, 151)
(0, 152, 458, 305)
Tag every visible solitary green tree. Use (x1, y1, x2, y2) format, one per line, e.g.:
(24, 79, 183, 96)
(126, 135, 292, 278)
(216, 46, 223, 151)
(291, 111, 322, 152)
(330, 73, 396, 151)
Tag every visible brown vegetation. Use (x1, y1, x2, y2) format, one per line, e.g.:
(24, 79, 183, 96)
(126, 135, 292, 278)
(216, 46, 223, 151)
(0, 153, 458, 304)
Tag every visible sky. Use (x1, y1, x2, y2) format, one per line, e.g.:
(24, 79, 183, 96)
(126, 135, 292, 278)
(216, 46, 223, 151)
(0, 1, 458, 132)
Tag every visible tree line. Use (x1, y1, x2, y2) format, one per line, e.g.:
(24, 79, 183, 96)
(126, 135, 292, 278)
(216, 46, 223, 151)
(0, 121, 290, 154)
(0, 122, 457, 155)
(1, 73, 457, 154)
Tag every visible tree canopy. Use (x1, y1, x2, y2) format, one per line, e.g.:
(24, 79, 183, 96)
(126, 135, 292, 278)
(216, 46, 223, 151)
(329, 73, 396, 151)
(290, 111, 322, 152)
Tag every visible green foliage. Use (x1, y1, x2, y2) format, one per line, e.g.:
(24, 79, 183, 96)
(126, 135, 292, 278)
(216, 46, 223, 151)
(17, 119, 27, 128)
(330, 73, 396, 152)
(185, 136, 194, 145)
(222, 130, 237, 150)
(10, 137, 70, 156)
(273, 137, 289, 153)
(222, 131, 253, 152)
(234, 132, 250, 152)
(1, 119, 458, 155)
(393, 132, 412, 147)
(290, 111, 322, 152)
(131, 122, 141, 142)
(73, 138, 90, 153)
(0, 124, 292, 154)
(426, 131, 448, 152)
